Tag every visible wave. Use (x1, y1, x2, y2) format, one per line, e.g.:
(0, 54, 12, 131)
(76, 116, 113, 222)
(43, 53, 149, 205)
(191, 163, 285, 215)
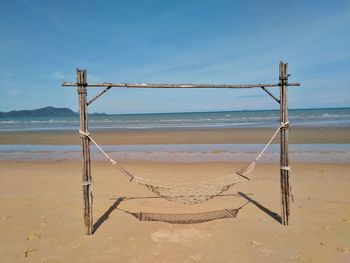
(1, 109, 350, 131)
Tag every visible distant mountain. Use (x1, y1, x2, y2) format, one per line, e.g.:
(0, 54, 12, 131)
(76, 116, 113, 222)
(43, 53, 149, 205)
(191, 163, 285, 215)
(0, 106, 106, 117)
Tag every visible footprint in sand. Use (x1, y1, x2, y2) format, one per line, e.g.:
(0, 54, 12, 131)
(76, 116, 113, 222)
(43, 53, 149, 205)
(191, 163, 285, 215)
(24, 248, 37, 257)
(336, 246, 349, 253)
(323, 225, 335, 231)
(342, 218, 350, 223)
(189, 253, 203, 261)
(246, 240, 259, 247)
(27, 232, 41, 240)
(320, 242, 327, 248)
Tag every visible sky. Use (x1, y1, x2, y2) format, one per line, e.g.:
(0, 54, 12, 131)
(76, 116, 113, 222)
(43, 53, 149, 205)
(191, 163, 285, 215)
(0, 0, 349, 114)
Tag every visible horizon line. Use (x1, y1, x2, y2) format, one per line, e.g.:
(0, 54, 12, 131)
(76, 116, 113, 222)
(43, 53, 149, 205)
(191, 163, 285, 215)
(1, 106, 349, 116)
(98, 106, 350, 116)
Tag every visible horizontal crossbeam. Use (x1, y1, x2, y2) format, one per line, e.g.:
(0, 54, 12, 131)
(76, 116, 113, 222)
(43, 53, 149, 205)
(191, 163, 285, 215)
(63, 82, 300, 89)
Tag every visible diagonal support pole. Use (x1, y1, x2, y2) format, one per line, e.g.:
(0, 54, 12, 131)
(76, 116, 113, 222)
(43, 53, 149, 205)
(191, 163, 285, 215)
(261, 87, 280, 104)
(87, 86, 112, 106)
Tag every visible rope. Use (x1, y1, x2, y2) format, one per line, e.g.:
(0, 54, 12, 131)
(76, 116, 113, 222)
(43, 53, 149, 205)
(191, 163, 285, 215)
(79, 130, 134, 181)
(82, 180, 93, 186)
(280, 166, 291, 171)
(78, 121, 291, 205)
(255, 121, 289, 161)
(80, 122, 289, 180)
(80, 121, 289, 168)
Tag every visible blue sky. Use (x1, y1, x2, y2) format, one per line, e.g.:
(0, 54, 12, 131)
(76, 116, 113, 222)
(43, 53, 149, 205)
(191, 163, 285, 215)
(0, 0, 349, 114)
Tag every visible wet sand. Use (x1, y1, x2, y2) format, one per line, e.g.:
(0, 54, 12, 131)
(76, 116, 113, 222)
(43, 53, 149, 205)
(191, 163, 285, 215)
(0, 126, 350, 145)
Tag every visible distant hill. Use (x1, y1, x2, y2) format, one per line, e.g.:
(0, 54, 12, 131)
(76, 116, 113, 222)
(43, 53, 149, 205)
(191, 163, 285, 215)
(0, 106, 106, 117)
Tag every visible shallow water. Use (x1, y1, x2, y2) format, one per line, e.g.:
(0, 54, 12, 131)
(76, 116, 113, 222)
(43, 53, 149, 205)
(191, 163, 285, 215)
(1, 144, 349, 163)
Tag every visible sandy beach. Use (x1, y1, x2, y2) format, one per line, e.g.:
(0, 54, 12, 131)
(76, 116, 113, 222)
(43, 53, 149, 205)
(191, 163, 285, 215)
(1, 0, 349, 262)
(1, 119, 350, 263)
(0, 160, 349, 262)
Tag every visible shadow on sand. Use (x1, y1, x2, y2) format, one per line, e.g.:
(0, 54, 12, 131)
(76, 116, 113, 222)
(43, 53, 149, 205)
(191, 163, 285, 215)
(238, 192, 281, 223)
(92, 192, 280, 233)
(93, 197, 124, 234)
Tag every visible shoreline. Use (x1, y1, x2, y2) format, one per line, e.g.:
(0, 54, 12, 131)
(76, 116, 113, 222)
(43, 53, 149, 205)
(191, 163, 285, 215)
(1, 144, 349, 163)
(0, 126, 349, 145)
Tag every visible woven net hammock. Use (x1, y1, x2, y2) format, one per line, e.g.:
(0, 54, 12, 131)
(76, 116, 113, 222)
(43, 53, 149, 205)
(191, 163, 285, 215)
(79, 122, 288, 205)
(127, 208, 240, 224)
(132, 174, 243, 205)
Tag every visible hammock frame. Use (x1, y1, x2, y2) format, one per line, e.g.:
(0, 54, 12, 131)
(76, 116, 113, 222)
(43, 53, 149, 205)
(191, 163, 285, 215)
(63, 61, 300, 235)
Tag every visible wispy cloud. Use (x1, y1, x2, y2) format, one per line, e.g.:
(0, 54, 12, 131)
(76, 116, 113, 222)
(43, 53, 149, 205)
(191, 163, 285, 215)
(52, 71, 64, 80)
(41, 71, 65, 80)
(4, 89, 22, 98)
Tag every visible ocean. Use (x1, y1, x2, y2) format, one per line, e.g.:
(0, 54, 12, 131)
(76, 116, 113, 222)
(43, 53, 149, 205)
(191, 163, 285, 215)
(0, 108, 349, 132)
(0, 107, 349, 163)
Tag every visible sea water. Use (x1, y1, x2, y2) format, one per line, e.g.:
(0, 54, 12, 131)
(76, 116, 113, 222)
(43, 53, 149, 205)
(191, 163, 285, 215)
(0, 144, 349, 163)
(1, 108, 349, 162)
(0, 108, 349, 132)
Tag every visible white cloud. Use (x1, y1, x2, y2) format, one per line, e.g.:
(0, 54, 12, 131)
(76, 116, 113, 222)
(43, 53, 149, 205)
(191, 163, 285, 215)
(52, 71, 64, 80)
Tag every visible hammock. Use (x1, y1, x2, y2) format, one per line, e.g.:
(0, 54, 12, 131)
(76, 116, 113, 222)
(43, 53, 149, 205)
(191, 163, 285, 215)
(79, 122, 288, 205)
(118, 201, 250, 224)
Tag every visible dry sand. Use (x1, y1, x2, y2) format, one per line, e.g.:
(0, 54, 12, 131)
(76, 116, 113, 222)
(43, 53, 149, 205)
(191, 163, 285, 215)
(1, 160, 349, 262)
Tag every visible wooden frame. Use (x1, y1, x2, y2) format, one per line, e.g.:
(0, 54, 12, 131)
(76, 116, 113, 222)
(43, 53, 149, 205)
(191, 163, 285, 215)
(63, 61, 299, 234)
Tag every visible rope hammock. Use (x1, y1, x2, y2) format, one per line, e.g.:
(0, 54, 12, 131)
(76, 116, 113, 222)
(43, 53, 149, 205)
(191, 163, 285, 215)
(118, 201, 250, 224)
(79, 122, 289, 205)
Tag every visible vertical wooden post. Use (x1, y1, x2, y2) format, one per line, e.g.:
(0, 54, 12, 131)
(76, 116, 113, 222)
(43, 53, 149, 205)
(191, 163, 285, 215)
(279, 62, 290, 225)
(77, 69, 93, 235)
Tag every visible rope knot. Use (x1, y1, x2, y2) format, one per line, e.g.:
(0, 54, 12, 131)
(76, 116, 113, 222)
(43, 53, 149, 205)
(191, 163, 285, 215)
(79, 130, 90, 138)
(280, 166, 291, 171)
(82, 180, 93, 186)
(77, 86, 87, 94)
(280, 121, 289, 129)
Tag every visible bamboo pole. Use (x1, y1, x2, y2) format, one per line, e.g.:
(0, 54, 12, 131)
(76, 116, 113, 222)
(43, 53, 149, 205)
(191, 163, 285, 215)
(63, 82, 300, 89)
(87, 86, 111, 106)
(279, 62, 291, 225)
(77, 69, 93, 235)
(261, 87, 280, 104)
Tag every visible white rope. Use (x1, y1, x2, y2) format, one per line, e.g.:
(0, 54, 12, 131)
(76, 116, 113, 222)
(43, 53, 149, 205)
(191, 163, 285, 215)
(79, 121, 290, 185)
(255, 121, 289, 161)
(79, 130, 116, 164)
(78, 122, 291, 204)
(79, 130, 134, 181)
(82, 180, 93, 186)
(280, 166, 291, 171)
(80, 121, 289, 175)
